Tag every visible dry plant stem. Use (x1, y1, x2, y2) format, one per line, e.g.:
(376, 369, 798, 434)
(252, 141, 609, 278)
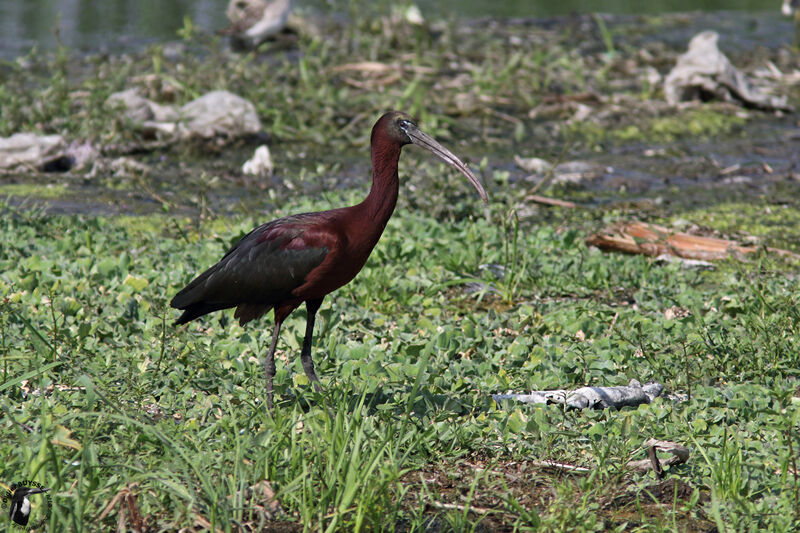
(97, 483, 146, 533)
(428, 501, 493, 515)
(530, 460, 592, 473)
(525, 194, 579, 208)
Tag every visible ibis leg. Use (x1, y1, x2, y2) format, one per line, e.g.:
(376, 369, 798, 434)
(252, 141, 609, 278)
(301, 298, 324, 391)
(264, 319, 282, 410)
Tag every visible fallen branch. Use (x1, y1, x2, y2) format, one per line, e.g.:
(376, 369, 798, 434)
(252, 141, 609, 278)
(586, 221, 800, 261)
(492, 380, 663, 409)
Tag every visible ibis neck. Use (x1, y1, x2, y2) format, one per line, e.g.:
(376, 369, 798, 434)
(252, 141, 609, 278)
(361, 141, 401, 227)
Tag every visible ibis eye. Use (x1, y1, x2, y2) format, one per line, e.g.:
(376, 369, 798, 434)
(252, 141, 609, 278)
(398, 119, 413, 130)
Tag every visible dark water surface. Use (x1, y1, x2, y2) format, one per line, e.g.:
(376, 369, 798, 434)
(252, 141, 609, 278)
(0, 0, 779, 59)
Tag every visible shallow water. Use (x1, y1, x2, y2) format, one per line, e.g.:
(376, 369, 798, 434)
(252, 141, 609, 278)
(0, 0, 780, 59)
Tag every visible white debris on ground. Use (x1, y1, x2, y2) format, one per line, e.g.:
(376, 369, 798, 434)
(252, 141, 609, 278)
(493, 379, 664, 409)
(664, 31, 792, 111)
(242, 145, 274, 176)
(225, 0, 293, 49)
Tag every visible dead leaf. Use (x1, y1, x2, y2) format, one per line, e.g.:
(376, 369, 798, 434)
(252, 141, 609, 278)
(51, 425, 82, 450)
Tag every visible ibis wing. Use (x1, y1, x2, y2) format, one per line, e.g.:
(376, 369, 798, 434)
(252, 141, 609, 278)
(171, 214, 331, 321)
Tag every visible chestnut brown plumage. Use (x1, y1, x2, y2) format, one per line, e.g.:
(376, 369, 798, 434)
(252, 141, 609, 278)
(171, 111, 487, 409)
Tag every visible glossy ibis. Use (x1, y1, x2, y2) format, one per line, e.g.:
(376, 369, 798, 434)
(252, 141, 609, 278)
(171, 111, 487, 409)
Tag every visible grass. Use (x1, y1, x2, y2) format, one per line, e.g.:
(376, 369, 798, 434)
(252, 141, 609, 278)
(1, 3, 800, 531)
(1, 192, 799, 530)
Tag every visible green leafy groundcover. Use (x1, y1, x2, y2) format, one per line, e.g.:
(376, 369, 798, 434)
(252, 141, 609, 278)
(1, 198, 799, 531)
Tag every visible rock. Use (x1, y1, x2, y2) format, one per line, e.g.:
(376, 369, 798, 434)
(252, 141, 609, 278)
(242, 145, 274, 176)
(664, 31, 792, 111)
(179, 90, 262, 140)
(104, 89, 262, 144)
(66, 140, 100, 171)
(642, 65, 662, 88)
(106, 88, 179, 124)
(552, 161, 604, 185)
(0, 133, 69, 171)
(514, 155, 552, 174)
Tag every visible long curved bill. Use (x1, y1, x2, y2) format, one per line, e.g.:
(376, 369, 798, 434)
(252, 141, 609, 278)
(403, 125, 489, 204)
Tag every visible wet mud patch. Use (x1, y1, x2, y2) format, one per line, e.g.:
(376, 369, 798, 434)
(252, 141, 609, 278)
(398, 458, 714, 531)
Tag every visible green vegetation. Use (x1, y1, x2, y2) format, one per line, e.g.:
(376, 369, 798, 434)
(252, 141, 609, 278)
(0, 183, 67, 199)
(569, 108, 749, 147)
(1, 194, 799, 531)
(2, 4, 800, 532)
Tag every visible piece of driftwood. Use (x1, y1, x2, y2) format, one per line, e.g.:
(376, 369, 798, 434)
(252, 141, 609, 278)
(586, 221, 800, 261)
(492, 380, 663, 409)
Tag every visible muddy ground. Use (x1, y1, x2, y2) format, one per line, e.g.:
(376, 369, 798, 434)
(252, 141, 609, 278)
(0, 11, 797, 236)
